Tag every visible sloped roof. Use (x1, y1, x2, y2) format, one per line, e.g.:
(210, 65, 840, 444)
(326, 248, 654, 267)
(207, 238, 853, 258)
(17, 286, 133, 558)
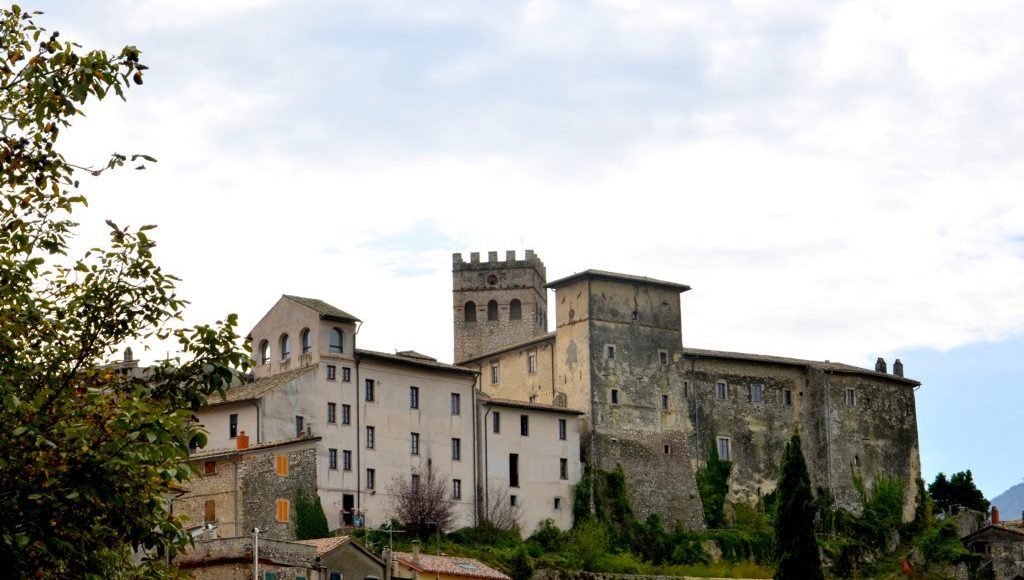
(188, 435, 319, 460)
(547, 269, 691, 292)
(208, 365, 317, 406)
(394, 553, 510, 580)
(479, 394, 585, 415)
(682, 347, 920, 386)
(396, 350, 437, 361)
(284, 295, 361, 323)
(297, 536, 350, 556)
(357, 349, 478, 376)
(458, 332, 556, 364)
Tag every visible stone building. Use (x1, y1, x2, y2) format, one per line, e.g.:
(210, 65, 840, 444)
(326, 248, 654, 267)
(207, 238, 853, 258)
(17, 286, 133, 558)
(452, 250, 922, 529)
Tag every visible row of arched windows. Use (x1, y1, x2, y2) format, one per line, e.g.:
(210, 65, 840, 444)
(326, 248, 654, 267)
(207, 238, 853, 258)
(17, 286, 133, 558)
(464, 299, 523, 323)
(258, 327, 346, 364)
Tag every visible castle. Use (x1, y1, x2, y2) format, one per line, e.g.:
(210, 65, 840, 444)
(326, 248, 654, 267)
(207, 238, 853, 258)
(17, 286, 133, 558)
(452, 250, 922, 529)
(178, 249, 922, 540)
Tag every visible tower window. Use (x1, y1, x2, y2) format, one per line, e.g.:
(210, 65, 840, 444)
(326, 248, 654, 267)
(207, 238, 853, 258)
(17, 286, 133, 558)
(301, 328, 312, 354)
(846, 388, 856, 406)
(661, 394, 669, 410)
(717, 437, 731, 461)
(487, 300, 498, 321)
(783, 390, 792, 406)
(464, 301, 477, 323)
(491, 362, 499, 384)
(716, 381, 727, 400)
(510, 299, 522, 320)
(611, 389, 619, 405)
(280, 334, 291, 359)
(528, 352, 537, 374)
(330, 328, 344, 354)
(751, 384, 763, 403)
(606, 345, 615, 359)
(259, 340, 270, 365)
(659, 350, 668, 365)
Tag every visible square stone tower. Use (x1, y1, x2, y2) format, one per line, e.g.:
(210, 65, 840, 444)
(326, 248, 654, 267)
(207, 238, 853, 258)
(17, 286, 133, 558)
(452, 250, 548, 364)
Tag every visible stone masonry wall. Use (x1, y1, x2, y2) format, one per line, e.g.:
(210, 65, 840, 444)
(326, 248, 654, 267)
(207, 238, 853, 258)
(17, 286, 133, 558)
(453, 250, 548, 363)
(240, 446, 318, 541)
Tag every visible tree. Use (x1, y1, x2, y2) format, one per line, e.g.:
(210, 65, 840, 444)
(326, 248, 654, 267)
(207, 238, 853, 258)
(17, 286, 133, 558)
(294, 489, 331, 540)
(773, 431, 824, 580)
(697, 445, 732, 528)
(483, 482, 523, 532)
(928, 470, 989, 514)
(0, 6, 248, 577)
(386, 469, 457, 538)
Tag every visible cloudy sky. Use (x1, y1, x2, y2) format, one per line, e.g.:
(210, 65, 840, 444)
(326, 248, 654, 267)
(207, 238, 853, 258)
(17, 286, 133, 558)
(37, 0, 1024, 499)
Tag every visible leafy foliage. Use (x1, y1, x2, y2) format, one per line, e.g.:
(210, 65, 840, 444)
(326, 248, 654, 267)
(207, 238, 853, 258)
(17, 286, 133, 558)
(386, 468, 456, 538)
(0, 5, 249, 577)
(773, 431, 824, 580)
(294, 489, 330, 540)
(697, 445, 732, 528)
(929, 470, 989, 514)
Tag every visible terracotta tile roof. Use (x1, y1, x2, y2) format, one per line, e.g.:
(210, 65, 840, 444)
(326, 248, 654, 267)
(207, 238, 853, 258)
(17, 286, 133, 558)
(208, 365, 317, 406)
(297, 536, 350, 555)
(357, 349, 478, 376)
(284, 295, 361, 323)
(458, 332, 556, 364)
(394, 553, 510, 580)
(188, 435, 319, 460)
(547, 269, 691, 291)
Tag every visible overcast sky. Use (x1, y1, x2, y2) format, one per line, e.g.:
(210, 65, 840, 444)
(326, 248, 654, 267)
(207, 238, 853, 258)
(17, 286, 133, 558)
(37, 0, 1024, 499)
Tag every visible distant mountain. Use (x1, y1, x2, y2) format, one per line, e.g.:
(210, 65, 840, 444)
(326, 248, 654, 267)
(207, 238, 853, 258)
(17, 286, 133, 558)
(992, 482, 1024, 521)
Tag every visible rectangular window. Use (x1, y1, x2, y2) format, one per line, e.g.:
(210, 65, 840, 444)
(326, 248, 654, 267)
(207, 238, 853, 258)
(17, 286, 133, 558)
(716, 381, 727, 400)
(204, 460, 216, 475)
(204, 499, 216, 523)
(560, 457, 568, 480)
(229, 413, 238, 438)
(558, 418, 567, 440)
(329, 448, 338, 470)
(411, 474, 420, 494)
(453, 479, 462, 500)
(276, 498, 289, 522)
(611, 389, 619, 405)
(520, 414, 529, 436)
(510, 453, 519, 487)
(327, 402, 337, 424)
(717, 437, 731, 462)
(295, 415, 304, 437)
(366, 468, 376, 490)
(606, 345, 615, 359)
(846, 388, 855, 406)
(451, 393, 461, 415)
(510, 494, 517, 506)
(684, 380, 689, 398)
(365, 379, 375, 402)
(366, 426, 375, 449)
(783, 390, 793, 406)
(493, 412, 501, 433)
(554, 497, 561, 510)
(664, 444, 670, 455)
(451, 437, 462, 460)
(659, 350, 668, 365)
(327, 365, 336, 381)
(343, 450, 352, 471)
(491, 362, 500, 384)
(661, 394, 669, 410)
(342, 367, 351, 382)
(411, 432, 420, 455)
(275, 455, 288, 476)
(528, 352, 537, 374)
(331, 573, 342, 580)
(342, 404, 351, 425)
(751, 384, 763, 403)
(410, 386, 419, 409)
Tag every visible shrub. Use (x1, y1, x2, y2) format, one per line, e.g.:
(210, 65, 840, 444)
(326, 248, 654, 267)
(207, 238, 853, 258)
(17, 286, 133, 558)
(294, 489, 330, 540)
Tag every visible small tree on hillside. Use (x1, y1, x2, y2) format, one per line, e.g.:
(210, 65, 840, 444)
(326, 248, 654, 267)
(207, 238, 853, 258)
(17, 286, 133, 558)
(774, 431, 824, 580)
(483, 482, 523, 532)
(387, 469, 456, 538)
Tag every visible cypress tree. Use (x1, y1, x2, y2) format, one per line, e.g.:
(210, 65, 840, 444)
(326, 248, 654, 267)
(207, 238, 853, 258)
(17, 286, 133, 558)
(773, 431, 824, 580)
(294, 489, 331, 540)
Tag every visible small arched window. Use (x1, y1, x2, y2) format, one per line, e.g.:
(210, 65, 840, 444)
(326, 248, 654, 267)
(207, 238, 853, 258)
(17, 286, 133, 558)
(301, 328, 312, 354)
(330, 328, 344, 354)
(259, 340, 270, 365)
(487, 300, 498, 321)
(464, 301, 477, 323)
(280, 334, 291, 359)
(509, 299, 522, 321)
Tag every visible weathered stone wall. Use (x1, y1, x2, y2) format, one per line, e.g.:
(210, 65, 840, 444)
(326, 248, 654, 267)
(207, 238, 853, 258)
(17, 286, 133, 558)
(176, 537, 317, 580)
(240, 446, 319, 540)
(174, 456, 240, 537)
(453, 250, 548, 363)
(471, 337, 557, 405)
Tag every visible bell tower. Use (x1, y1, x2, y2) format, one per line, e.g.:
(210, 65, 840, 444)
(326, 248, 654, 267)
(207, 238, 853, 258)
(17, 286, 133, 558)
(452, 250, 548, 364)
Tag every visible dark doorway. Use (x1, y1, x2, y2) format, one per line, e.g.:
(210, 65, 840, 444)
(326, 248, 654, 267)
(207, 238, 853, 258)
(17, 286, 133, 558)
(342, 494, 355, 525)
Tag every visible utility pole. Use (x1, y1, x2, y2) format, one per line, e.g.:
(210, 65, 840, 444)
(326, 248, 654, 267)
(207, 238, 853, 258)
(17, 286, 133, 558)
(252, 527, 260, 580)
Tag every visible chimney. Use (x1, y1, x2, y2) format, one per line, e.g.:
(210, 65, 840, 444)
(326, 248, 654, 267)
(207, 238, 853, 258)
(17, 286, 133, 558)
(411, 540, 421, 564)
(237, 431, 249, 450)
(874, 357, 887, 374)
(124, 347, 133, 362)
(893, 358, 904, 377)
(992, 506, 1000, 525)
